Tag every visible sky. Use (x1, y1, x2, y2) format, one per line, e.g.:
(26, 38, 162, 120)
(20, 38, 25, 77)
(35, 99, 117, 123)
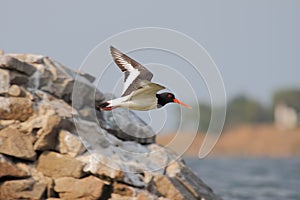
(1, 0, 300, 106)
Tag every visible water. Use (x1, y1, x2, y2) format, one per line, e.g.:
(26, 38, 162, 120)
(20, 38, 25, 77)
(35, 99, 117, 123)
(185, 158, 300, 200)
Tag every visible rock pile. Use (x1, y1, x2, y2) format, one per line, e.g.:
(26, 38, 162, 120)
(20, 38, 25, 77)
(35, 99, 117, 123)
(0, 52, 221, 200)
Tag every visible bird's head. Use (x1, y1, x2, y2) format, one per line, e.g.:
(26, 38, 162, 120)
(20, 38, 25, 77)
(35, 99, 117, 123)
(156, 92, 192, 109)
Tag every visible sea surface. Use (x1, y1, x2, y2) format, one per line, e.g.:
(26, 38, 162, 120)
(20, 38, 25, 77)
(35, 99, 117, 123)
(185, 157, 300, 200)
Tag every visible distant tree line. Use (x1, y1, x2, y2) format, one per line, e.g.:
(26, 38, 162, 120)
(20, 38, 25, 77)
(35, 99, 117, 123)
(184, 88, 300, 132)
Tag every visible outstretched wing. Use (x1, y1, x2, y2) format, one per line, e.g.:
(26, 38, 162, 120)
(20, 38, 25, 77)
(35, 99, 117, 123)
(110, 46, 153, 96)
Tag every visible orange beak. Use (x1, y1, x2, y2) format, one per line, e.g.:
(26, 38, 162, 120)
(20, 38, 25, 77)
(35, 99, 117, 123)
(173, 98, 192, 109)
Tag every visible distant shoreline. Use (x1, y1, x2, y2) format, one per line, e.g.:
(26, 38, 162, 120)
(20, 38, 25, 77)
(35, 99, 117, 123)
(157, 125, 300, 158)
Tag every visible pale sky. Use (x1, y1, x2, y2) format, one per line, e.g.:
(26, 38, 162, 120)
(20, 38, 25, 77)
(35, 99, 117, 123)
(1, 0, 300, 105)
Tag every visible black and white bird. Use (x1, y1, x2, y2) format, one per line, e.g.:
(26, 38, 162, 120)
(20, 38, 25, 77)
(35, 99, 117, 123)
(97, 46, 191, 111)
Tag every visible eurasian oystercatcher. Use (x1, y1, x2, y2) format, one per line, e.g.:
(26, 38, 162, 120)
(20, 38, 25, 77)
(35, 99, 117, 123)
(97, 46, 191, 111)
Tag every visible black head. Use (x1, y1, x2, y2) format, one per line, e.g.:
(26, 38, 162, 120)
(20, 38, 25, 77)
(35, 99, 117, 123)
(156, 92, 191, 109)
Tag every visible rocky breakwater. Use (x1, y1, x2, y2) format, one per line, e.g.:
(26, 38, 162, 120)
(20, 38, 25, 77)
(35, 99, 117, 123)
(0, 51, 221, 200)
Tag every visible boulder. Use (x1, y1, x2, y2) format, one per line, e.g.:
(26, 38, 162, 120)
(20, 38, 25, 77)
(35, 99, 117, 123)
(56, 129, 86, 157)
(0, 69, 10, 94)
(0, 127, 36, 161)
(0, 55, 36, 75)
(0, 97, 33, 121)
(113, 182, 136, 197)
(0, 154, 29, 178)
(0, 178, 46, 200)
(96, 105, 155, 144)
(34, 115, 61, 151)
(154, 175, 193, 200)
(54, 176, 105, 200)
(9, 70, 29, 85)
(37, 151, 84, 178)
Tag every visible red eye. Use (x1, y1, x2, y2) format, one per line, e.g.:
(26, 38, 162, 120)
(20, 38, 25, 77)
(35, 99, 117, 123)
(167, 94, 173, 99)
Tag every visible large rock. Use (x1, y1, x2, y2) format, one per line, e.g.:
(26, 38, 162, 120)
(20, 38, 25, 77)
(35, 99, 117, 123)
(0, 69, 10, 94)
(0, 154, 29, 178)
(0, 178, 46, 200)
(39, 57, 103, 105)
(56, 130, 86, 157)
(113, 182, 136, 197)
(154, 175, 195, 200)
(96, 100, 155, 144)
(0, 97, 33, 121)
(54, 176, 105, 200)
(9, 70, 29, 85)
(0, 55, 36, 75)
(37, 151, 84, 178)
(0, 127, 36, 161)
(34, 114, 61, 151)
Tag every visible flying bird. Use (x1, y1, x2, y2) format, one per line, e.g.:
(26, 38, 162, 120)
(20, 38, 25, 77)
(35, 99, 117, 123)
(97, 46, 191, 111)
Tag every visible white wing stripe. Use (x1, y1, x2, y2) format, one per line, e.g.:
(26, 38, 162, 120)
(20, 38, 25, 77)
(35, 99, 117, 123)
(107, 95, 131, 107)
(122, 68, 140, 94)
(116, 59, 134, 71)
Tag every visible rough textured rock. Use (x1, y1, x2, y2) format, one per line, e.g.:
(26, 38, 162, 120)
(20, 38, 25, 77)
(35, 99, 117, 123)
(96, 101, 155, 144)
(0, 178, 47, 200)
(37, 151, 84, 178)
(0, 154, 29, 178)
(9, 70, 29, 85)
(8, 84, 22, 97)
(0, 52, 221, 200)
(113, 182, 136, 197)
(0, 68, 10, 94)
(154, 175, 191, 200)
(0, 127, 36, 161)
(0, 97, 33, 121)
(54, 176, 105, 200)
(56, 130, 86, 157)
(34, 115, 61, 151)
(0, 55, 36, 75)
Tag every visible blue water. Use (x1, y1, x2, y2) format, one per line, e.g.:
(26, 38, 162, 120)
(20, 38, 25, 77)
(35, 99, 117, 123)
(185, 158, 300, 200)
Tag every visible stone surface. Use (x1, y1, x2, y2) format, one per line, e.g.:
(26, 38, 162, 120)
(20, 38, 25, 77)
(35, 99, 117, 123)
(37, 151, 84, 178)
(0, 68, 10, 94)
(78, 152, 125, 181)
(57, 129, 86, 157)
(9, 70, 29, 85)
(109, 194, 136, 200)
(136, 191, 158, 200)
(0, 97, 33, 121)
(0, 178, 46, 200)
(113, 182, 136, 197)
(154, 175, 192, 200)
(0, 55, 36, 75)
(8, 84, 22, 97)
(5, 53, 45, 64)
(0, 127, 36, 161)
(54, 176, 105, 200)
(34, 114, 61, 151)
(0, 154, 29, 178)
(96, 104, 155, 144)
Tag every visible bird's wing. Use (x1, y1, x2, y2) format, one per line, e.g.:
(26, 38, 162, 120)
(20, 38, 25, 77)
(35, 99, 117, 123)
(110, 46, 153, 96)
(129, 80, 165, 100)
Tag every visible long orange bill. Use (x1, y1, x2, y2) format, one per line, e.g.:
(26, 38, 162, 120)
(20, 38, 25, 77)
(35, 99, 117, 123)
(173, 98, 192, 109)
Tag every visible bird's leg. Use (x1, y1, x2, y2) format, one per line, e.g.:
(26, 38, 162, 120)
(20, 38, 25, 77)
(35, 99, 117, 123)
(100, 107, 113, 111)
(99, 106, 120, 111)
